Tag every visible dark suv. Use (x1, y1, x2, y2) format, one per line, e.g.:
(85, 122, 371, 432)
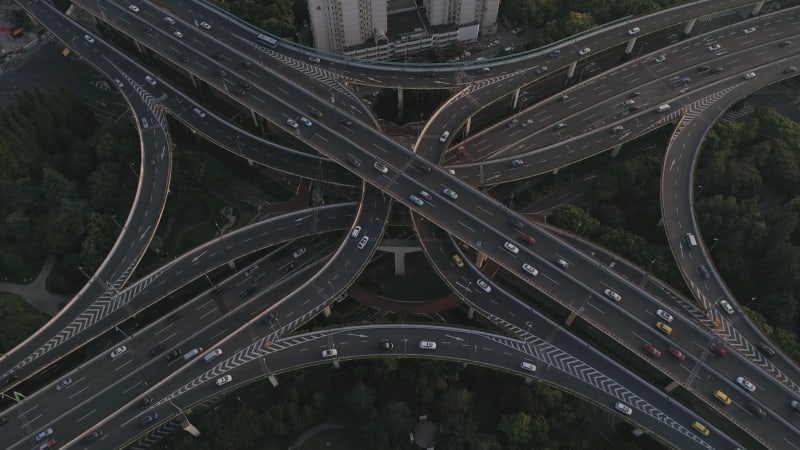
(165, 348, 183, 361)
(139, 413, 158, 427)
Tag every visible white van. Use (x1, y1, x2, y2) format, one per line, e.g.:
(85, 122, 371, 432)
(203, 348, 223, 363)
(182, 347, 204, 361)
(656, 104, 671, 112)
(685, 233, 698, 249)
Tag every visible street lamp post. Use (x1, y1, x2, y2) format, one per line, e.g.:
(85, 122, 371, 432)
(696, 185, 704, 199)
(111, 214, 122, 230)
(709, 237, 720, 253)
(115, 326, 129, 339)
(745, 297, 758, 307)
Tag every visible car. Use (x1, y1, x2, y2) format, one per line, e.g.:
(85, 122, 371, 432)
(714, 390, 731, 405)
(308, 56, 321, 63)
(476, 279, 492, 293)
(757, 342, 776, 358)
(110, 345, 127, 359)
(611, 125, 624, 134)
(55, 377, 72, 391)
(143, 25, 153, 32)
(623, 99, 635, 107)
(615, 402, 633, 415)
(413, 161, 431, 173)
(240, 81, 252, 91)
(0, 416, 7, 425)
(442, 188, 458, 200)
(84, 34, 95, 43)
(374, 161, 388, 173)
(439, 131, 450, 143)
(520, 361, 536, 371)
(555, 259, 568, 270)
(737, 376, 756, 392)
(179, 55, 190, 62)
(692, 420, 710, 436)
(707, 43, 721, 52)
(217, 69, 228, 77)
(791, 400, 800, 413)
(518, 234, 535, 245)
(711, 66, 724, 73)
(357, 236, 369, 250)
(145, 75, 157, 86)
(165, 348, 183, 361)
(350, 226, 362, 239)
(35, 428, 54, 441)
(139, 413, 158, 427)
(603, 289, 622, 302)
(200, 21, 211, 30)
(418, 191, 433, 201)
(240, 60, 253, 68)
(167, 313, 182, 324)
(308, 107, 323, 118)
(293, 247, 306, 258)
(549, 49, 561, 57)
(697, 265, 710, 279)
(419, 340, 437, 350)
(522, 263, 538, 276)
(643, 343, 660, 358)
(378, 341, 394, 351)
(628, 92, 641, 98)
(743, 72, 756, 80)
(655, 309, 673, 323)
(339, 118, 354, 128)
(452, 254, 464, 268)
(163, 16, 176, 25)
(535, 66, 548, 74)
(173, 31, 184, 39)
(697, 65, 710, 72)
(192, 107, 206, 118)
(347, 155, 361, 167)
(321, 349, 338, 358)
(128, 4, 139, 12)
(781, 40, 792, 47)
(678, 77, 691, 85)
(286, 118, 299, 129)
(509, 159, 525, 168)
(719, 299, 735, 315)
(138, 395, 153, 408)
(422, 71, 436, 79)
(85, 430, 103, 442)
(409, 194, 424, 206)
(578, 47, 591, 56)
(298, 116, 313, 126)
(213, 53, 225, 61)
(709, 342, 727, 356)
(786, 66, 798, 73)
(627, 27, 640, 36)
(554, 122, 567, 130)
(37, 439, 55, 450)
(111, 78, 124, 89)
(743, 27, 756, 34)
(503, 241, 519, 254)
(668, 346, 686, 361)
(656, 321, 672, 335)
(746, 401, 766, 418)
(558, 94, 569, 102)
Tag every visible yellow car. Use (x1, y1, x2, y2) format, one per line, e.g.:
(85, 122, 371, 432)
(656, 321, 673, 335)
(714, 390, 731, 405)
(692, 421, 710, 436)
(452, 254, 464, 268)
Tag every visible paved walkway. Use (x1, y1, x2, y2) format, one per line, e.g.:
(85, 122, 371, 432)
(0, 256, 68, 316)
(348, 284, 461, 314)
(289, 420, 348, 449)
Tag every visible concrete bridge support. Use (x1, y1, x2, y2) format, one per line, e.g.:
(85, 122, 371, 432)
(752, 1, 765, 15)
(180, 417, 201, 437)
(378, 240, 423, 275)
(624, 37, 637, 55)
(611, 144, 622, 158)
(250, 108, 259, 128)
(511, 87, 521, 109)
(190, 73, 199, 89)
(565, 310, 578, 326)
(397, 87, 404, 120)
(683, 18, 697, 35)
(566, 61, 577, 79)
(468, 306, 475, 319)
(464, 116, 472, 137)
(322, 305, 331, 317)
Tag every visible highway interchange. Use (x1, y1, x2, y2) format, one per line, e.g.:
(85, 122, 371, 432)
(2, 0, 800, 449)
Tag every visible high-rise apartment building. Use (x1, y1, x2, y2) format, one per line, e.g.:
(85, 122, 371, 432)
(308, 0, 388, 54)
(425, 0, 499, 32)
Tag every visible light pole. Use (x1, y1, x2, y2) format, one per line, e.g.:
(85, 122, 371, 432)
(111, 214, 122, 230)
(709, 237, 720, 253)
(745, 297, 758, 307)
(115, 326, 129, 339)
(235, 135, 242, 154)
(695, 185, 704, 199)
(128, 162, 138, 178)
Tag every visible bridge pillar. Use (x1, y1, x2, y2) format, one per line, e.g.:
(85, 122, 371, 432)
(624, 37, 637, 55)
(134, 39, 144, 54)
(267, 374, 279, 387)
(180, 416, 201, 437)
(322, 305, 331, 317)
(565, 310, 578, 325)
(467, 306, 475, 319)
(464, 116, 472, 137)
(227, 261, 236, 270)
(511, 87, 521, 109)
(190, 73, 199, 89)
(394, 251, 405, 276)
(397, 87, 404, 120)
(475, 251, 488, 268)
(552, 167, 559, 175)
(566, 61, 577, 79)
(250, 108, 259, 128)
(664, 380, 680, 392)
(611, 144, 622, 158)
(683, 18, 697, 35)
(751, 1, 765, 15)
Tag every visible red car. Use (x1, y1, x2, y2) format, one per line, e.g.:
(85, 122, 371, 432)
(643, 343, 661, 358)
(709, 343, 727, 356)
(668, 346, 686, 361)
(519, 234, 536, 245)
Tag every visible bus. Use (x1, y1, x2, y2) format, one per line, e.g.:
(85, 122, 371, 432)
(256, 33, 278, 47)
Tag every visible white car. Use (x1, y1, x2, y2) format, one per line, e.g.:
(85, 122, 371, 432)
(604, 289, 622, 302)
(653, 54, 666, 63)
(357, 236, 369, 249)
(655, 309, 674, 323)
(743, 72, 756, 80)
(308, 56, 321, 63)
(623, 99, 635, 107)
(55, 377, 72, 391)
(200, 21, 211, 30)
(144, 75, 157, 86)
(350, 226, 361, 239)
(128, 4, 139, 13)
(110, 345, 127, 359)
(419, 340, 437, 350)
(743, 27, 756, 34)
(292, 247, 306, 258)
(35, 428, 54, 442)
(442, 188, 458, 200)
(476, 279, 492, 293)
(374, 161, 388, 173)
(520, 361, 536, 372)
(719, 299, 735, 315)
(439, 131, 450, 142)
(522, 263, 538, 276)
(615, 402, 633, 415)
(409, 194, 424, 206)
(286, 118, 299, 129)
(84, 34, 95, 44)
(627, 27, 640, 35)
(216, 375, 232, 386)
(708, 44, 721, 52)
(298, 116, 313, 127)
(503, 241, 519, 254)
(737, 376, 756, 392)
(321, 349, 338, 358)
(555, 258, 568, 270)
(114, 78, 124, 88)
(578, 47, 591, 56)
(418, 191, 433, 201)
(192, 107, 206, 118)
(173, 31, 184, 39)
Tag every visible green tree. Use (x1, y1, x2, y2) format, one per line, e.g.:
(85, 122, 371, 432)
(562, 11, 596, 35)
(347, 381, 376, 414)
